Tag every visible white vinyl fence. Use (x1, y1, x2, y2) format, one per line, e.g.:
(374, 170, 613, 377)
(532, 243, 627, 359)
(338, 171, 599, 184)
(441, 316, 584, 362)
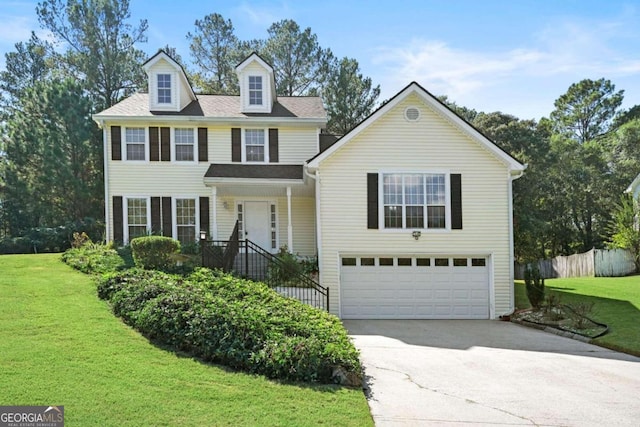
(515, 248, 636, 279)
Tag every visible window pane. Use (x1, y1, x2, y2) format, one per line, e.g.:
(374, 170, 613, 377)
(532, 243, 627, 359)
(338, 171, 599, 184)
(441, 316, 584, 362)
(404, 175, 424, 204)
(176, 199, 196, 244)
(127, 198, 147, 240)
(125, 128, 145, 160)
(453, 258, 468, 267)
(126, 144, 145, 161)
(427, 206, 446, 228)
(174, 129, 194, 144)
(361, 257, 375, 266)
(249, 76, 263, 105)
(398, 258, 412, 266)
(426, 174, 446, 205)
(383, 174, 402, 204)
(379, 258, 394, 266)
(129, 226, 147, 240)
(384, 205, 402, 228)
(405, 206, 424, 228)
(342, 258, 356, 266)
(158, 74, 171, 103)
(174, 129, 194, 161)
(245, 129, 265, 161)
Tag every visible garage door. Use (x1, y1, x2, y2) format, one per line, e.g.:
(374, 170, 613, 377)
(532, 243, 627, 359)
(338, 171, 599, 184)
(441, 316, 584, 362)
(340, 256, 490, 319)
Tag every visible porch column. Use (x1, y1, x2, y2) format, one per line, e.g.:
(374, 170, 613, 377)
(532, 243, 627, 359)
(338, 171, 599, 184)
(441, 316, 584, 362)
(211, 186, 218, 240)
(287, 186, 293, 251)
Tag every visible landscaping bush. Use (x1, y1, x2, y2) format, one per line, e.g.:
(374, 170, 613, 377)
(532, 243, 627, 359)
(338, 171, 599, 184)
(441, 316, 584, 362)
(62, 243, 125, 275)
(96, 268, 362, 385)
(267, 246, 303, 286)
(130, 236, 180, 271)
(0, 218, 104, 254)
(524, 264, 545, 308)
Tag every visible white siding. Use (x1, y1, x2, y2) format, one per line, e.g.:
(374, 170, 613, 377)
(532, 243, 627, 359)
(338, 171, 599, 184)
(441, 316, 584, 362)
(278, 128, 319, 163)
(317, 93, 514, 318)
(291, 197, 316, 257)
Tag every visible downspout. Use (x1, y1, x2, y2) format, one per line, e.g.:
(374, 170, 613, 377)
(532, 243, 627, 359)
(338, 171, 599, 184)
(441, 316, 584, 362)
(305, 166, 322, 282)
(100, 120, 110, 244)
(507, 166, 526, 316)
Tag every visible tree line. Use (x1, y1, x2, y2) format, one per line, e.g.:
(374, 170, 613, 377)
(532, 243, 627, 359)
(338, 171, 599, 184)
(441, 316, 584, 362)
(0, 0, 639, 263)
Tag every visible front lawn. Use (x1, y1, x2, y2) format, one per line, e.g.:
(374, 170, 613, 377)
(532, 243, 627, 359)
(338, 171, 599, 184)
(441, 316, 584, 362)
(0, 254, 373, 426)
(515, 276, 640, 356)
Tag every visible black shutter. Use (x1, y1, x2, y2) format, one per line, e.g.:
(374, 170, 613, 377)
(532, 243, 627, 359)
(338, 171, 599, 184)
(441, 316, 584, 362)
(198, 128, 208, 162)
(112, 196, 123, 243)
(199, 197, 210, 237)
(367, 173, 379, 229)
(151, 197, 161, 233)
(149, 127, 159, 161)
(451, 174, 463, 230)
(111, 126, 121, 160)
(161, 127, 171, 161)
(162, 197, 172, 237)
(269, 128, 279, 163)
(231, 128, 241, 162)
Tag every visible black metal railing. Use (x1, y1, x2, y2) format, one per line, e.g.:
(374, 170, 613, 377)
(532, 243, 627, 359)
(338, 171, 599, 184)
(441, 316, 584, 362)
(201, 222, 329, 311)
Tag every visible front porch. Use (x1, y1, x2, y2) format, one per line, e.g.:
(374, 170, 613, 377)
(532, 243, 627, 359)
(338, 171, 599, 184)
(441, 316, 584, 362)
(203, 163, 317, 257)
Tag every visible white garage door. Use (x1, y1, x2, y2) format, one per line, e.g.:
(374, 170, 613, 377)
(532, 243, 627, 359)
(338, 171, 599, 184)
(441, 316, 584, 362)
(341, 256, 490, 319)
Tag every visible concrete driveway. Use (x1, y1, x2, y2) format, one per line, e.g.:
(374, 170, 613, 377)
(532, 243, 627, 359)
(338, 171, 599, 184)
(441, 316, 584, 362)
(344, 320, 640, 426)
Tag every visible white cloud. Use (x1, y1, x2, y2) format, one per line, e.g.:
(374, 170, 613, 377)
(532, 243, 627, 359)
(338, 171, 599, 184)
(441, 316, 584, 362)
(369, 14, 640, 118)
(235, 1, 292, 28)
(0, 16, 36, 45)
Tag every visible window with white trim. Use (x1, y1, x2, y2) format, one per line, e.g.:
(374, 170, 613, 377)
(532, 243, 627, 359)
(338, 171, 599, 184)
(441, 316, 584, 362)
(244, 129, 266, 162)
(157, 73, 171, 104)
(383, 173, 447, 229)
(126, 197, 149, 241)
(249, 75, 263, 105)
(125, 127, 146, 161)
(175, 198, 197, 244)
(174, 128, 195, 161)
(270, 204, 277, 250)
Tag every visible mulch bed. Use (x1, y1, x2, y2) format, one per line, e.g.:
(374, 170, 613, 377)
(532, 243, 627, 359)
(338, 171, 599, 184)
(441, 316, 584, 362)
(511, 305, 608, 339)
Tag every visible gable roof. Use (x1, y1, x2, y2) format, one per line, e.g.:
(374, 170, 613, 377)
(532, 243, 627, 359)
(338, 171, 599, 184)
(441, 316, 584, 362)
(93, 93, 326, 122)
(142, 49, 197, 103)
(307, 82, 526, 173)
(626, 173, 640, 195)
(235, 52, 274, 74)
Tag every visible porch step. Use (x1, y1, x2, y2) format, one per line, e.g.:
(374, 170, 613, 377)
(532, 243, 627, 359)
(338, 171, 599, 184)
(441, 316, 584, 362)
(233, 253, 269, 281)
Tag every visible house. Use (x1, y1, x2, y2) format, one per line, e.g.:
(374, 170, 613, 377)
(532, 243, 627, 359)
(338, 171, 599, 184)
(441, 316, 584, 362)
(93, 50, 525, 320)
(626, 173, 640, 199)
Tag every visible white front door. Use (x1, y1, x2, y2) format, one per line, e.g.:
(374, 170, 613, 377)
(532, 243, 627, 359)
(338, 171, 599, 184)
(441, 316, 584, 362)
(244, 201, 272, 251)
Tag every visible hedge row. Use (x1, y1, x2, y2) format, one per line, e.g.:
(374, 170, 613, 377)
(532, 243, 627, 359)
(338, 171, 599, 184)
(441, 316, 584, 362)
(97, 268, 362, 385)
(0, 218, 104, 254)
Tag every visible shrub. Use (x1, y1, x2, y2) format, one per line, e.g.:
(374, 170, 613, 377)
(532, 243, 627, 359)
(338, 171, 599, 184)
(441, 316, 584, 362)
(524, 264, 545, 309)
(267, 246, 303, 286)
(130, 236, 180, 271)
(96, 268, 361, 385)
(62, 243, 125, 275)
(0, 218, 104, 254)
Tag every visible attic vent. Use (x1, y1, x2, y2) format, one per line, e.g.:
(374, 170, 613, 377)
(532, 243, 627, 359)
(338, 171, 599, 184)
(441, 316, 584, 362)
(404, 106, 421, 121)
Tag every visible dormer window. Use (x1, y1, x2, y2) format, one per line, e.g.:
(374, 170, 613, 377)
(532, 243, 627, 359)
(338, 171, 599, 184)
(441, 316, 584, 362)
(157, 74, 172, 104)
(249, 76, 263, 105)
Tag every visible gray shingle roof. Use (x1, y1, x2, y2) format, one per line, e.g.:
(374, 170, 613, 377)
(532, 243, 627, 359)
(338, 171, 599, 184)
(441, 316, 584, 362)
(204, 164, 303, 180)
(95, 93, 326, 120)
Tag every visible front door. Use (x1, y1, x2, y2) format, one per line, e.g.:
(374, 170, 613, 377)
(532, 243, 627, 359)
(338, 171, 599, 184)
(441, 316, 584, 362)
(244, 201, 272, 251)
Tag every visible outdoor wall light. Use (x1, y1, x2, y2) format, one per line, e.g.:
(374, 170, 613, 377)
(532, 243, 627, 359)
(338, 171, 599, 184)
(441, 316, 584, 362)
(200, 230, 207, 241)
(412, 230, 421, 240)
(222, 201, 229, 210)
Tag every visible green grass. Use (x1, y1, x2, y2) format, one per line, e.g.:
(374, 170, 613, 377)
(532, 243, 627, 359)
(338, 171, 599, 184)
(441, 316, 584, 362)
(515, 276, 640, 356)
(0, 254, 372, 426)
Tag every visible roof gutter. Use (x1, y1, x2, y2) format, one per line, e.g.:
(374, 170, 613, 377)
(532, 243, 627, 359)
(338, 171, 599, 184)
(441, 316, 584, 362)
(91, 114, 327, 127)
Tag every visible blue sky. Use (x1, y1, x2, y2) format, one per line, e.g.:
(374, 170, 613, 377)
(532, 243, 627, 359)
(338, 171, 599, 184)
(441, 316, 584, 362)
(1, 0, 639, 120)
